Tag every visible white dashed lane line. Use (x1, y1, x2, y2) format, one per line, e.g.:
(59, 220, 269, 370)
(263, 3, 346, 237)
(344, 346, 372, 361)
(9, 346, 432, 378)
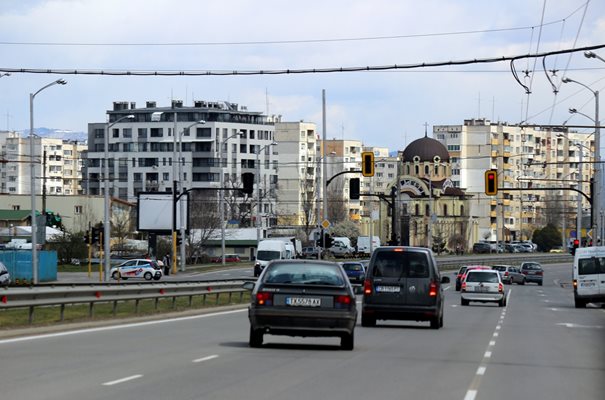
(103, 374, 143, 386)
(193, 354, 219, 363)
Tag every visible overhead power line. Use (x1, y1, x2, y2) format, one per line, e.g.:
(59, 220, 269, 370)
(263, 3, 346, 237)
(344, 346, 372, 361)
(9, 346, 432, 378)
(1, 44, 603, 77)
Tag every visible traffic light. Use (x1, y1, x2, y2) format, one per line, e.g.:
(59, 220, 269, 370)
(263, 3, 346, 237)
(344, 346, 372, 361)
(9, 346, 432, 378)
(484, 169, 498, 196)
(241, 172, 254, 195)
(324, 233, 334, 249)
(350, 178, 360, 200)
(176, 231, 184, 246)
(361, 151, 375, 177)
(571, 239, 579, 255)
(83, 232, 90, 244)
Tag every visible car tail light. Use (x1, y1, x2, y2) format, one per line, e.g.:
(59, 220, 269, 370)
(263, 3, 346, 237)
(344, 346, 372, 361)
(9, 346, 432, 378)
(429, 281, 438, 297)
(504, 271, 509, 276)
(335, 295, 353, 309)
(573, 279, 577, 288)
(498, 283, 503, 293)
(255, 292, 273, 306)
(461, 282, 466, 292)
(536, 270, 543, 276)
(363, 279, 373, 295)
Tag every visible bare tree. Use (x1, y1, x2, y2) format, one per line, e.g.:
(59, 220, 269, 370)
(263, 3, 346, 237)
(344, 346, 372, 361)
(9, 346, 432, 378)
(111, 208, 132, 255)
(188, 191, 222, 262)
(326, 181, 348, 224)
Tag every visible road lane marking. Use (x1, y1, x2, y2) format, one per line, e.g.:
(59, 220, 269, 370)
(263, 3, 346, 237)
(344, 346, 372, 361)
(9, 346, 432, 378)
(0, 308, 247, 345)
(443, 285, 451, 291)
(193, 354, 219, 363)
(476, 366, 486, 376)
(493, 332, 499, 337)
(464, 390, 477, 400)
(495, 325, 501, 330)
(484, 351, 492, 358)
(489, 341, 496, 346)
(103, 375, 143, 386)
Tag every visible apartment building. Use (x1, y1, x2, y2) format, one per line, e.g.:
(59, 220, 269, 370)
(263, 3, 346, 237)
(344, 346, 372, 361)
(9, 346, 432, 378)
(0, 130, 86, 196)
(85, 100, 278, 228)
(273, 121, 319, 228)
(433, 118, 593, 242)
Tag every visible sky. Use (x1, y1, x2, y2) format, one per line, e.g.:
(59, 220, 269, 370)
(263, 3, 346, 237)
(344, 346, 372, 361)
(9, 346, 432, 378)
(0, 0, 604, 152)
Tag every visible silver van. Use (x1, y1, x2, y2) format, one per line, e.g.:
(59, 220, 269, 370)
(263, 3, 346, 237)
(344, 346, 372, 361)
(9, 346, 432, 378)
(361, 246, 449, 329)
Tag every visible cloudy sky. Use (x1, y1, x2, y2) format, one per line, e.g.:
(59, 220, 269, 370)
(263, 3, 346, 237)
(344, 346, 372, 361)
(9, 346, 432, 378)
(0, 0, 604, 151)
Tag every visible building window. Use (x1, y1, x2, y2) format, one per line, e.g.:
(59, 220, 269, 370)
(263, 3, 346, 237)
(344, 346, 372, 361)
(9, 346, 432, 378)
(150, 128, 163, 137)
(443, 204, 448, 216)
(425, 204, 430, 216)
(415, 204, 419, 216)
(123, 128, 132, 138)
(425, 165, 430, 175)
(447, 145, 460, 151)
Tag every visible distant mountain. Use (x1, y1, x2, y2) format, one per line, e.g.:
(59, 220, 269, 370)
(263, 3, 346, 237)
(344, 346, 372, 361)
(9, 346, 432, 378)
(20, 128, 88, 143)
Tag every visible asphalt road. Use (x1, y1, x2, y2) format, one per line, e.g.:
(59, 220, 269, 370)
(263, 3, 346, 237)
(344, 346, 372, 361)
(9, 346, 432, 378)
(2, 262, 604, 400)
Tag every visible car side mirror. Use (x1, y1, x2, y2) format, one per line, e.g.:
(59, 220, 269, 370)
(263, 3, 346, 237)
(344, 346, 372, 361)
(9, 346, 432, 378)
(242, 281, 255, 291)
(441, 276, 450, 284)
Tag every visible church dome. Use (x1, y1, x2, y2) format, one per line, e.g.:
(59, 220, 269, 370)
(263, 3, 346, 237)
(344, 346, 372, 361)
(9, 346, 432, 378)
(402, 135, 450, 163)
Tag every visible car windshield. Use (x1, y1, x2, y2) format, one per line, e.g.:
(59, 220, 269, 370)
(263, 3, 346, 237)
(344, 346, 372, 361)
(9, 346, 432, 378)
(578, 257, 605, 275)
(263, 263, 345, 286)
(466, 271, 499, 283)
(257, 250, 281, 261)
(372, 251, 430, 278)
(342, 263, 363, 271)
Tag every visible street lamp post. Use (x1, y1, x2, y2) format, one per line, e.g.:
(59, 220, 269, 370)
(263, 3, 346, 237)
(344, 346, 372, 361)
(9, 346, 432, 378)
(177, 120, 205, 272)
(220, 131, 243, 265)
(104, 114, 134, 281)
(256, 142, 277, 247)
(30, 79, 66, 285)
(562, 77, 600, 245)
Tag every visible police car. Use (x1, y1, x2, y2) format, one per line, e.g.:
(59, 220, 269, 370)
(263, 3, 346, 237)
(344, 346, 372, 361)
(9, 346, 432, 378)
(110, 259, 162, 281)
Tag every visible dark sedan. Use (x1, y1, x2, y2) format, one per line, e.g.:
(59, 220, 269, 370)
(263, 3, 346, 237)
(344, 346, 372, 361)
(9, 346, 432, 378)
(243, 260, 359, 350)
(472, 242, 492, 254)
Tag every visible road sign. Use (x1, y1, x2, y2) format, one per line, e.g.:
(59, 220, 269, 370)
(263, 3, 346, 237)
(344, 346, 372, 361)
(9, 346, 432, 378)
(321, 219, 331, 229)
(587, 229, 593, 239)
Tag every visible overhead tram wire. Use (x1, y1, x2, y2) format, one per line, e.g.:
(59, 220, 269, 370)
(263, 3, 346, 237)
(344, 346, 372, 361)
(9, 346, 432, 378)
(1, 44, 604, 77)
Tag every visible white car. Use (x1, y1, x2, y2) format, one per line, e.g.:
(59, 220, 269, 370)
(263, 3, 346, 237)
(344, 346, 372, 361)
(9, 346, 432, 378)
(460, 269, 506, 307)
(573, 246, 605, 308)
(0, 261, 11, 287)
(110, 259, 162, 281)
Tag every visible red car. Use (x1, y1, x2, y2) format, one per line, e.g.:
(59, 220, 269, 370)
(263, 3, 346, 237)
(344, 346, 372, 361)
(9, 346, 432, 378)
(455, 265, 492, 291)
(211, 254, 241, 263)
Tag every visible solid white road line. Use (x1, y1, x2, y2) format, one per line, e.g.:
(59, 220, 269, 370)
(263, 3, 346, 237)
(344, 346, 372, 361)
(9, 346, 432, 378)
(193, 354, 219, 363)
(103, 374, 143, 386)
(0, 309, 247, 345)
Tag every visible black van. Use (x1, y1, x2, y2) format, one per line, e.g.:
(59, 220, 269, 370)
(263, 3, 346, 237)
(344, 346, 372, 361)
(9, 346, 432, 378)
(361, 246, 449, 329)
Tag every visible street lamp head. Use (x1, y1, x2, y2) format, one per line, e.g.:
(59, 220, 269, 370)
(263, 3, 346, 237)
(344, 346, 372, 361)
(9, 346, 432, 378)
(198, 120, 206, 124)
(126, 114, 135, 119)
(584, 51, 596, 59)
(55, 79, 67, 85)
(569, 108, 577, 114)
(562, 77, 572, 84)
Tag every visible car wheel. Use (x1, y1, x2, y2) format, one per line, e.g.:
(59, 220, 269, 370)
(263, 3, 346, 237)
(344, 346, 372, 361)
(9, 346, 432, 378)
(498, 298, 505, 307)
(249, 326, 263, 348)
(341, 331, 354, 350)
(361, 313, 376, 327)
(455, 283, 461, 291)
(538, 281, 543, 286)
(429, 316, 440, 329)
(144, 272, 153, 280)
(520, 278, 525, 285)
(439, 314, 444, 328)
(111, 271, 120, 280)
(461, 298, 469, 306)
(153, 275, 161, 281)
(574, 297, 586, 308)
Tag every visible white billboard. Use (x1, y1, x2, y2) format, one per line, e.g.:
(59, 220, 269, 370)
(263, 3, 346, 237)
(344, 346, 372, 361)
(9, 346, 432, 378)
(137, 192, 188, 232)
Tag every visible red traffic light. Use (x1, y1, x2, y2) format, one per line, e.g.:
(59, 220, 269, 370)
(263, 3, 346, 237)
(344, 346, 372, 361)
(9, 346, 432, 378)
(573, 239, 579, 246)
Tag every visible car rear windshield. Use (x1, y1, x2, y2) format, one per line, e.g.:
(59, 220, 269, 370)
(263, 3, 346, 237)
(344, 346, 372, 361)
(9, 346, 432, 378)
(522, 263, 541, 270)
(371, 251, 430, 278)
(263, 263, 345, 286)
(491, 266, 507, 272)
(578, 257, 605, 275)
(466, 271, 499, 283)
(342, 263, 363, 271)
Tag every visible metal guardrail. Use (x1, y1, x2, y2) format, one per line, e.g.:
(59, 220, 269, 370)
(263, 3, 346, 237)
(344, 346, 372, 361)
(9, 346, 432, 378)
(435, 253, 573, 270)
(0, 281, 250, 324)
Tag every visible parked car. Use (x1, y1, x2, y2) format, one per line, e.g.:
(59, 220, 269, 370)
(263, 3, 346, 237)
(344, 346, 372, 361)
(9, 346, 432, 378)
(460, 269, 506, 307)
(341, 261, 366, 284)
(361, 246, 450, 329)
(211, 254, 241, 263)
(520, 262, 544, 285)
(491, 265, 525, 285)
(301, 247, 320, 259)
(472, 242, 492, 254)
(456, 265, 491, 291)
(0, 261, 11, 287)
(243, 259, 359, 350)
(110, 259, 162, 281)
(329, 242, 354, 258)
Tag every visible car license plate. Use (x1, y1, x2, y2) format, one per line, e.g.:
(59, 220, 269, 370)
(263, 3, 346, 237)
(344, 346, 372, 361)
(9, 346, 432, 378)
(286, 297, 321, 307)
(376, 285, 401, 293)
(580, 281, 596, 287)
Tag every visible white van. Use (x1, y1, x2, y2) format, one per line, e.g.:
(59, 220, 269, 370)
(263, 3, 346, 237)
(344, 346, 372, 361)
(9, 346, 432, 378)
(254, 239, 290, 277)
(356, 236, 381, 256)
(572, 246, 605, 308)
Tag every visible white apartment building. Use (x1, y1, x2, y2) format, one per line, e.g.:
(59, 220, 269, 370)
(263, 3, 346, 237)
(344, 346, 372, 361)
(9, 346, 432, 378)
(434, 118, 593, 243)
(0, 130, 86, 197)
(85, 100, 278, 228)
(274, 121, 319, 228)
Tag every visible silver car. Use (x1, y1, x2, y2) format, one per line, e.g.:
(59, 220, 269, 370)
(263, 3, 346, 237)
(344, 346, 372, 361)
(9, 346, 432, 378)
(0, 261, 10, 287)
(491, 265, 525, 285)
(461, 270, 506, 307)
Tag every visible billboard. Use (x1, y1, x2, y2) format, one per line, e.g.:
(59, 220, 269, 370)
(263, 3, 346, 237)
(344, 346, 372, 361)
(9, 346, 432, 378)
(137, 191, 188, 233)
